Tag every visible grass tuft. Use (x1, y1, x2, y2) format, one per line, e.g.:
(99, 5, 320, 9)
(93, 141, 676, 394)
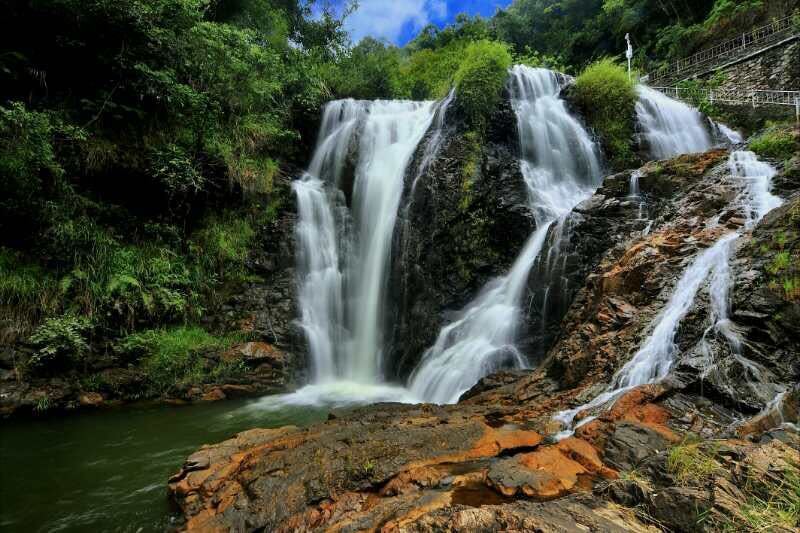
(667, 438, 721, 486)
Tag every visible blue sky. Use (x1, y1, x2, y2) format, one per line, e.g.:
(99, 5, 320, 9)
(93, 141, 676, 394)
(315, 0, 513, 46)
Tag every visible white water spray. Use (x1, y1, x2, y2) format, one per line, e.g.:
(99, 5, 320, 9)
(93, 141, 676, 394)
(698, 151, 784, 404)
(290, 98, 439, 404)
(636, 85, 712, 159)
(409, 66, 602, 404)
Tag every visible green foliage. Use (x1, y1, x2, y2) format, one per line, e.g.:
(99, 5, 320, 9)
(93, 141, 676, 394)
(491, 0, 763, 73)
(0, 249, 59, 338)
(409, 14, 491, 52)
(675, 70, 727, 117)
(329, 38, 402, 99)
(759, 217, 800, 302)
(0, 103, 84, 240)
(717, 457, 800, 531)
(191, 213, 255, 281)
(29, 315, 92, 370)
(396, 43, 465, 100)
(148, 144, 204, 200)
(750, 124, 799, 163)
(573, 58, 637, 170)
(453, 41, 513, 131)
(117, 326, 245, 394)
(513, 47, 569, 73)
(34, 395, 52, 414)
(704, 0, 763, 29)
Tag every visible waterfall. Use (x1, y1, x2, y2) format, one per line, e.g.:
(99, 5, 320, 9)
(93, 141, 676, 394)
(698, 151, 784, 405)
(728, 151, 783, 228)
(629, 169, 647, 221)
(348, 101, 439, 381)
(636, 85, 712, 159)
(554, 150, 783, 434)
(408, 66, 602, 404)
(715, 122, 744, 145)
(553, 234, 739, 433)
(289, 98, 438, 404)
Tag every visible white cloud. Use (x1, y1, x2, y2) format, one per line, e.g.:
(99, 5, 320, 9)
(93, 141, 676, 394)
(344, 0, 448, 44)
(428, 0, 448, 20)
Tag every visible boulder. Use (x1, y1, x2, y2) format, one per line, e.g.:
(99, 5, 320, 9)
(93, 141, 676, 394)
(223, 341, 286, 366)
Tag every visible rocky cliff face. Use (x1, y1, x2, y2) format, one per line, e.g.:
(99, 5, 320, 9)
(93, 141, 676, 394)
(206, 175, 307, 385)
(387, 95, 534, 379)
(168, 143, 800, 532)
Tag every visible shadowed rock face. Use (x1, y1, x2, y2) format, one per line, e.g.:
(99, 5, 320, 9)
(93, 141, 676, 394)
(387, 95, 534, 380)
(169, 144, 800, 531)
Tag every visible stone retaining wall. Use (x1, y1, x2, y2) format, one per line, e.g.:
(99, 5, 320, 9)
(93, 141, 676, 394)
(697, 37, 800, 91)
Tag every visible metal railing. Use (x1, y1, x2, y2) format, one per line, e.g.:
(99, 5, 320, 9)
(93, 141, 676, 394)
(646, 15, 798, 84)
(651, 86, 800, 121)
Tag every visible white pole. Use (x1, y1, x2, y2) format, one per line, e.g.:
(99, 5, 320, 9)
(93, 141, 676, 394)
(625, 33, 633, 82)
(795, 97, 799, 125)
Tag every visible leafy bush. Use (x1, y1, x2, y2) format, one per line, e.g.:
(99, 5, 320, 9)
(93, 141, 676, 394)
(328, 37, 402, 99)
(513, 46, 568, 73)
(750, 124, 798, 162)
(191, 214, 255, 281)
(396, 43, 465, 100)
(572, 59, 637, 170)
(29, 315, 92, 370)
(453, 40, 513, 131)
(148, 144, 204, 200)
(117, 326, 244, 394)
(0, 102, 84, 241)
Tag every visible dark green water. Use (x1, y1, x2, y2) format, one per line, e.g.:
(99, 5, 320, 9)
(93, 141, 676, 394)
(0, 399, 327, 532)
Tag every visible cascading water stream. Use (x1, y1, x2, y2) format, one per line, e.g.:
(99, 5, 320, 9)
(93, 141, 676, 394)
(554, 150, 784, 434)
(408, 66, 602, 404)
(698, 151, 784, 404)
(636, 85, 713, 159)
(283, 98, 440, 406)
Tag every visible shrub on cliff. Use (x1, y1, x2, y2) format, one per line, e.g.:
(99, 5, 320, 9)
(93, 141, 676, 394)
(453, 40, 513, 131)
(572, 59, 637, 170)
(750, 123, 799, 163)
(118, 326, 247, 394)
(29, 314, 92, 371)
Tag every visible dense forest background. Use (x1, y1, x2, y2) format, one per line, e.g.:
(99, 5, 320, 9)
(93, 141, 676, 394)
(0, 0, 793, 398)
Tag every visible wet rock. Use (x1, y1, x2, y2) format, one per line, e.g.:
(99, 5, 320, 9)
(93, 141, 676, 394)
(738, 386, 799, 436)
(459, 370, 531, 401)
(603, 422, 671, 472)
(399, 494, 659, 532)
(168, 404, 545, 531)
(649, 486, 711, 531)
(223, 342, 286, 366)
(606, 479, 650, 507)
(200, 388, 226, 402)
(78, 392, 104, 407)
